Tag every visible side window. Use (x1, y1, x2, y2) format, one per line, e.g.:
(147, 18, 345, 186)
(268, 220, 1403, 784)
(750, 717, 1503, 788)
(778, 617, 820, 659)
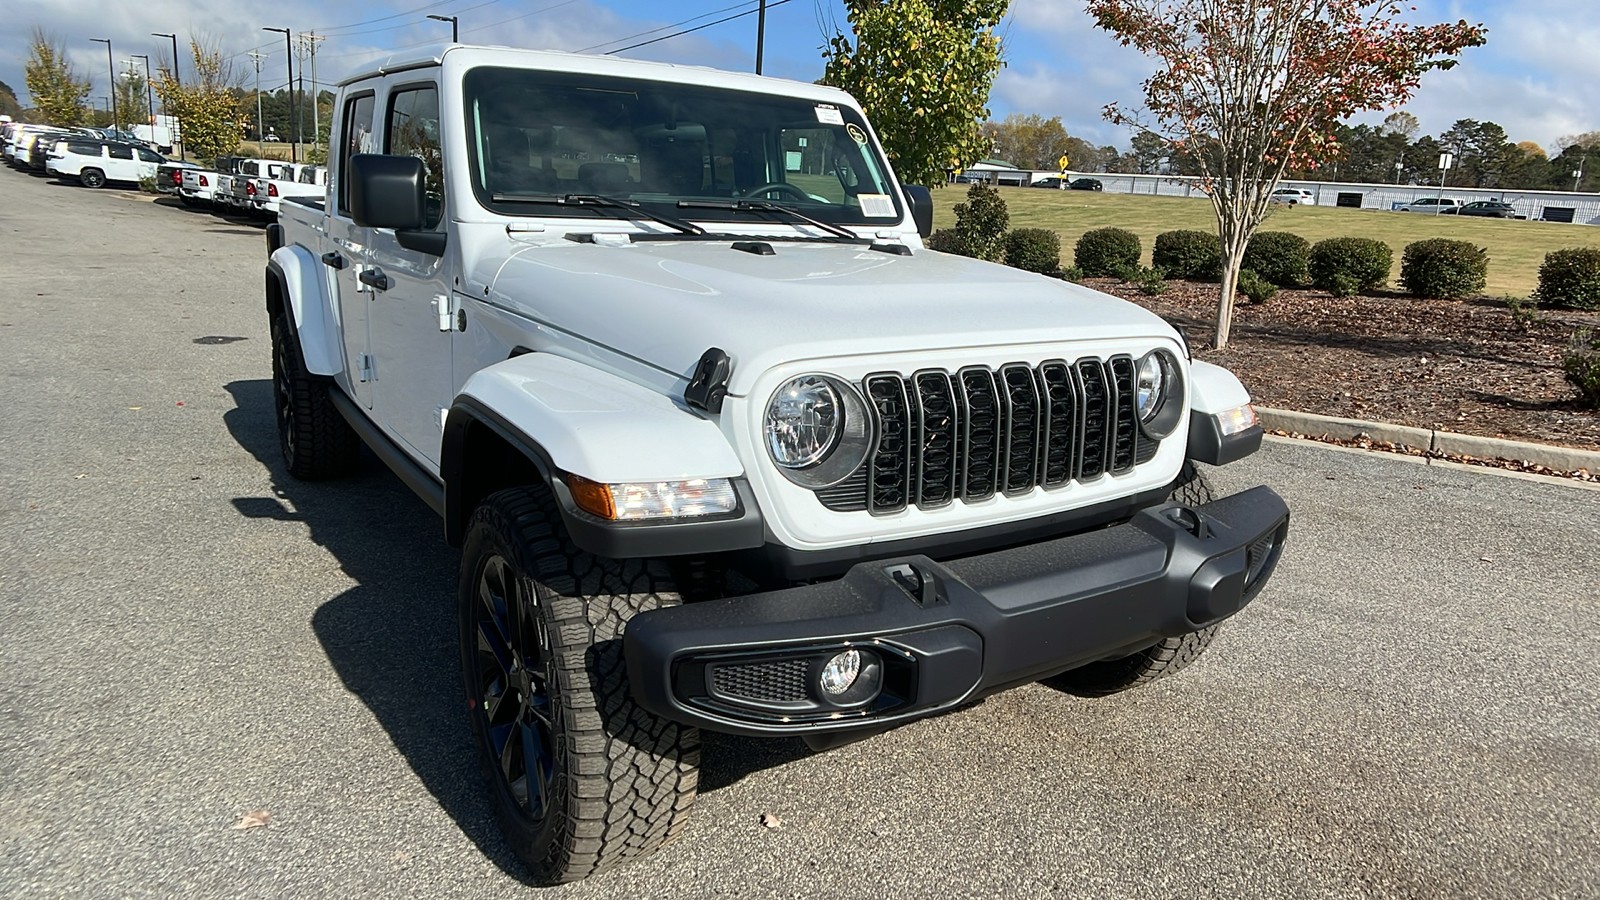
(337, 92, 377, 217)
(385, 84, 444, 230)
(108, 144, 133, 160)
(137, 148, 162, 163)
(67, 142, 100, 156)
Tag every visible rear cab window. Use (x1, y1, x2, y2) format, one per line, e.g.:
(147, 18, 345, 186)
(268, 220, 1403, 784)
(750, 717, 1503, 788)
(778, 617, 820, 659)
(337, 92, 377, 217)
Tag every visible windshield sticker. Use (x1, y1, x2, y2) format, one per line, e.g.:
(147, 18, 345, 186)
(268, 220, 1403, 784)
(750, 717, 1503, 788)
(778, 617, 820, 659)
(845, 123, 867, 144)
(858, 193, 895, 218)
(814, 105, 845, 125)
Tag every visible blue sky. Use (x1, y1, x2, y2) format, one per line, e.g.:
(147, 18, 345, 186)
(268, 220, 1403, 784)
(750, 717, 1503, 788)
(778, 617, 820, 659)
(5, 0, 1598, 153)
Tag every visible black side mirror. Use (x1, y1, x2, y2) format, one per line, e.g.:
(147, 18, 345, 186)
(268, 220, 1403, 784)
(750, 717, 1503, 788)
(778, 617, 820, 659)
(903, 184, 934, 238)
(349, 153, 426, 231)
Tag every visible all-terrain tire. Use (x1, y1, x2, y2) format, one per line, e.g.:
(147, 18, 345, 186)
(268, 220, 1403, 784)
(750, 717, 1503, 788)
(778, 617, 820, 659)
(79, 168, 106, 189)
(1169, 459, 1215, 507)
(270, 309, 361, 479)
(459, 486, 700, 884)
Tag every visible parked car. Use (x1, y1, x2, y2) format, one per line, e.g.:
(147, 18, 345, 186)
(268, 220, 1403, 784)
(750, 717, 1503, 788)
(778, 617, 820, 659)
(209, 157, 246, 215)
(253, 163, 325, 217)
(156, 160, 202, 195)
(47, 139, 170, 188)
(1440, 200, 1523, 219)
(1268, 187, 1314, 205)
(1031, 176, 1068, 189)
(178, 167, 220, 207)
(1069, 177, 1104, 191)
(227, 158, 292, 216)
(1396, 197, 1458, 214)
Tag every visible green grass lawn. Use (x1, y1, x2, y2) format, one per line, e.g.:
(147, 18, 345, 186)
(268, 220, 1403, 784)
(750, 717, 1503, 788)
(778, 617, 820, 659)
(929, 186, 1600, 297)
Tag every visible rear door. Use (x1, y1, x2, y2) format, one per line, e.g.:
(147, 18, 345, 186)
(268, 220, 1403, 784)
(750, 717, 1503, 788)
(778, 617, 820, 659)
(367, 78, 453, 465)
(106, 143, 136, 181)
(329, 90, 379, 409)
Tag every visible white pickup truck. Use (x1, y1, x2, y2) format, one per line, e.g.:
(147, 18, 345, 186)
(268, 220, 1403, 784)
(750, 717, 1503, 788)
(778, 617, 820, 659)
(267, 43, 1287, 884)
(253, 163, 325, 217)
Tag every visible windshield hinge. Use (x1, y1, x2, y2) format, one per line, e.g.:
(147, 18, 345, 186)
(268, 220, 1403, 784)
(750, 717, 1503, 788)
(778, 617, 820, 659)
(684, 348, 732, 415)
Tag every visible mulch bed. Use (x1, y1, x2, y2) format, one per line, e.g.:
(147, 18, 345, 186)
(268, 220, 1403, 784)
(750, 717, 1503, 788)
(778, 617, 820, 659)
(1087, 278, 1600, 453)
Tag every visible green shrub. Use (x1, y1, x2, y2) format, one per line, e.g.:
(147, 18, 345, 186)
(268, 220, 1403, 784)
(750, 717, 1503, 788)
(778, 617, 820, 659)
(926, 228, 965, 255)
(1004, 227, 1061, 274)
(1308, 237, 1392, 297)
(1532, 248, 1600, 311)
(1152, 229, 1221, 280)
(1243, 231, 1311, 287)
(1133, 265, 1168, 295)
(1058, 265, 1084, 283)
(1504, 294, 1542, 330)
(1565, 329, 1600, 408)
(1236, 268, 1277, 304)
(952, 182, 1009, 262)
(1075, 227, 1142, 277)
(1399, 238, 1489, 299)
(137, 175, 159, 194)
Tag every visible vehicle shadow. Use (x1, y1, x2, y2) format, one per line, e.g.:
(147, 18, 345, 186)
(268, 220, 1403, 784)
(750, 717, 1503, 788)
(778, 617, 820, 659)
(220, 379, 809, 878)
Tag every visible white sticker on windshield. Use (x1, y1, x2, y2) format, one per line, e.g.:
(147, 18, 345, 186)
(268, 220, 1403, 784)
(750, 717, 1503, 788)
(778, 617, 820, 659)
(814, 105, 845, 125)
(858, 193, 895, 218)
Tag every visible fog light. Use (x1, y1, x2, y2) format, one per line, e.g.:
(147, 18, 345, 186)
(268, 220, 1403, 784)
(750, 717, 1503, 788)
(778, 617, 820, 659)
(819, 649, 861, 695)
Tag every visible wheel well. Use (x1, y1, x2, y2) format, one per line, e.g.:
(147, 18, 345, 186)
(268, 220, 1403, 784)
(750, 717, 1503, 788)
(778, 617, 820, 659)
(443, 413, 551, 547)
(265, 268, 286, 323)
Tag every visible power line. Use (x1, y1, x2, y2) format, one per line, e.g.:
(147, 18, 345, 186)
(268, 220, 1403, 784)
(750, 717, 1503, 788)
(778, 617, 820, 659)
(605, 0, 793, 55)
(576, 1, 758, 54)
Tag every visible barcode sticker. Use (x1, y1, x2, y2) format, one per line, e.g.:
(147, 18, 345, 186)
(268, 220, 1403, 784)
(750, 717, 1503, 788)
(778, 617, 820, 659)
(814, 105, 844, 125)
(858, 193, 895, 218)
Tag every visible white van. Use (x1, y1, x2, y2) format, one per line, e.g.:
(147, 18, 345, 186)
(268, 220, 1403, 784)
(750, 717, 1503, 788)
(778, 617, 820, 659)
(47, 139, 169, 188)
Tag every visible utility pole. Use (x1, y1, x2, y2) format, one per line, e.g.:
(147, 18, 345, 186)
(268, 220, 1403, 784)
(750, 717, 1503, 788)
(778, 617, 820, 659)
(297, 32, 326, 156)
(264, 27, 295, 163)
(132, 55, 155, 138)
(1575, 155, 1587, 193)
(249, 50, 266, 149)
(755, 0, 767, 75)
(92, 39, 118, 132)
(427, 15, 458, 42)
(153, 33, 183, 160)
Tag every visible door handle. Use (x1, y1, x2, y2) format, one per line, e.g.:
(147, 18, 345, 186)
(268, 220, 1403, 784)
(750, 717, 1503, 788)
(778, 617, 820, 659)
(321, 251, 346, 269)
(358, 267, 391, 291)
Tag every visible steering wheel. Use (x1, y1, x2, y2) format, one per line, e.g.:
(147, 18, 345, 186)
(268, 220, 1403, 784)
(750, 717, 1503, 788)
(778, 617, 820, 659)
(740, 182, 812, 202)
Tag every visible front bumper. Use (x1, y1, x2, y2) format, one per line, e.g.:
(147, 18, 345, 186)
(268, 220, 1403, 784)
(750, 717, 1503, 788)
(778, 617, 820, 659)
(626, 486, 1289, 736)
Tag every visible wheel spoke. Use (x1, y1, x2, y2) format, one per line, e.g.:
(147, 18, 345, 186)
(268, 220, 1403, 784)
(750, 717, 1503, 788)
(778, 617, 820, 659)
(522, 720, 550, 816)
(500, 721, 526, 807)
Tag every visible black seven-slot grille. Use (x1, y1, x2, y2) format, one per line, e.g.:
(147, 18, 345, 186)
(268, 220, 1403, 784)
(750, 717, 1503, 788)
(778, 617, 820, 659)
(817, 357, 1159, 514)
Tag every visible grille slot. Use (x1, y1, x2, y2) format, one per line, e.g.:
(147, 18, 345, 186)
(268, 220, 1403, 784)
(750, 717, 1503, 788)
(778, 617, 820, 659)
(807, 356, 1163, 514)
(710, 660, 810, 703)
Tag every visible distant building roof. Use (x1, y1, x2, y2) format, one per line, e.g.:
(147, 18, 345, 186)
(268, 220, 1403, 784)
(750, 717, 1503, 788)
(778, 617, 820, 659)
(970, 158, 1023, 170)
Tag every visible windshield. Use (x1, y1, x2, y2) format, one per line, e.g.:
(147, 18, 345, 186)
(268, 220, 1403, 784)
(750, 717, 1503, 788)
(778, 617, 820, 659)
(463, 66, 903, 228)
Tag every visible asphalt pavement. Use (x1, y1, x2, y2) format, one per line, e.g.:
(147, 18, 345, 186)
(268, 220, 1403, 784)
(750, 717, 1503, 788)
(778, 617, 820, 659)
(1, 169, 1597, 899)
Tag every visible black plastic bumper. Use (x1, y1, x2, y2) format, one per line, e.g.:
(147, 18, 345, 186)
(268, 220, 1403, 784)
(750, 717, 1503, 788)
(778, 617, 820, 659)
(625, 486, 1290, 736)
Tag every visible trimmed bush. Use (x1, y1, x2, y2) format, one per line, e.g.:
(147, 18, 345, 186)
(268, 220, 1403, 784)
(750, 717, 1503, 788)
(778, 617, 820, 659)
(1308, 237, 1392, 297)
(1243, 231, 1311, 287)
(1533, 248, 1600, 310)
(1004, 228, 1062, 274)
(1236, 268, 1277, 304)
(1152, 230, 1222, 280)
(926, 228, 965, 255)
(1399, 238, 1489, 299)
(952, 182, 1009, 262)
(1075, 227, 1142, 277)
(1565, 329, 1600, 408)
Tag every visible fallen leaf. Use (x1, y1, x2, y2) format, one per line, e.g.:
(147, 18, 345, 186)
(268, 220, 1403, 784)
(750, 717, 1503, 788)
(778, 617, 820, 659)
(760, 812, 782, 829)
(128, 406, 141, 410)
(232, 810, 272, 830)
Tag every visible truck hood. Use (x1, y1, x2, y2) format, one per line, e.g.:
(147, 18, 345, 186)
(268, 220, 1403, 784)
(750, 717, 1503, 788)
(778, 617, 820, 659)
(484, 238, 1176, 395)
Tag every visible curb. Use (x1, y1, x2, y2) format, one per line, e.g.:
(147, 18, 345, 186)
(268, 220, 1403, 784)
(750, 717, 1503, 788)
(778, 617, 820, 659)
(1255, 407, 1600, 475)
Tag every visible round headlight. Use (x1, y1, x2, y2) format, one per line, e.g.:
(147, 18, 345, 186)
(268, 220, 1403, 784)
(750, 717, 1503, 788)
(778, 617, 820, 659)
(1136, 352, 1167, 423)
(766, 375, 842, 468)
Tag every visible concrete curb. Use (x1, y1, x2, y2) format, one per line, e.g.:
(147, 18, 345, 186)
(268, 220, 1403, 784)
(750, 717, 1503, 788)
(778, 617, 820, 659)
(1255, 407, 1600, 475)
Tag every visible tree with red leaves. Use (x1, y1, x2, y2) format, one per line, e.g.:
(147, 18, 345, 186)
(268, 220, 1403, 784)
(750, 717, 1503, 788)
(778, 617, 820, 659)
(1086, 0, 1487, 348)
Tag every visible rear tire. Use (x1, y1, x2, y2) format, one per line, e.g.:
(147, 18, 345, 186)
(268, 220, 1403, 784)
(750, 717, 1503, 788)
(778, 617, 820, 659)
(270, 309, 361, 479)
(79, 168, 106, 189)
(459, 486, 699, 884)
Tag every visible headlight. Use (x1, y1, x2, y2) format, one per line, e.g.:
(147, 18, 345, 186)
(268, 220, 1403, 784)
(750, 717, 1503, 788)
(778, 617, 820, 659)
(764, 374, 874, 487)
(1135, 350, 1184, 439)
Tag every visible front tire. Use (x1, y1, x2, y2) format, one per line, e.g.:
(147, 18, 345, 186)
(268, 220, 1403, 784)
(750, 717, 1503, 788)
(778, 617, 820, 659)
(459, 486, 700, 884)
(79, 168, 106, 189)
(270, 309, 361, 479)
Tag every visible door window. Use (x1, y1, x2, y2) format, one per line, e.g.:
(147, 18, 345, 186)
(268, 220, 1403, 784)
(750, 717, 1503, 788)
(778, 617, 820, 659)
(337, 92, 377, 216)
(385, 85, 445, 229)
(107, 144, 133, 160)
(137, 148, 162, 163)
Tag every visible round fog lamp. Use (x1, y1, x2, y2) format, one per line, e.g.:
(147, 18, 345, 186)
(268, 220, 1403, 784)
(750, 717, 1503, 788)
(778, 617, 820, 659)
(819, 649, 861, 695)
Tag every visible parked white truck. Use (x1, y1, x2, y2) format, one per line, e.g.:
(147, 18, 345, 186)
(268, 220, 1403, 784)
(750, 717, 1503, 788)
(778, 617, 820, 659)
(267, 43, 1288, 884)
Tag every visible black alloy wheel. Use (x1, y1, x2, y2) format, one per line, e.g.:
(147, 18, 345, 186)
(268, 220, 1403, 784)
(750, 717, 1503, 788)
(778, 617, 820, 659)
(80, 168, 105, 189)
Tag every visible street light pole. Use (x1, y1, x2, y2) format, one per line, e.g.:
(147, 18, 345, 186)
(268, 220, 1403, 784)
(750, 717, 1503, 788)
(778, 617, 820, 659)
(132, 55, 155, 138)
(427, 15, 458, 42)
(91, 39, 117, 132)
(152, 33, 183, 160)
(264, 27, 295, 163)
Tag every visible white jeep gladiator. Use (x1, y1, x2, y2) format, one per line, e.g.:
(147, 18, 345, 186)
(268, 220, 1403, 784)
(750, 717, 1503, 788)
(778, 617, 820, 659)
(266, 44, 1288, 884)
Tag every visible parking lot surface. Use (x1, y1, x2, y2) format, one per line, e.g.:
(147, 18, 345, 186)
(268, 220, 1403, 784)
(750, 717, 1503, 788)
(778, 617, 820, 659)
(2, 171, 1598, 899)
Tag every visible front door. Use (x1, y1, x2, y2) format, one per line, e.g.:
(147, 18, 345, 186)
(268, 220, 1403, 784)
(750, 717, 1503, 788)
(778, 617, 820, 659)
(330, 91, 378, 409)
(367, 81, 453, 467)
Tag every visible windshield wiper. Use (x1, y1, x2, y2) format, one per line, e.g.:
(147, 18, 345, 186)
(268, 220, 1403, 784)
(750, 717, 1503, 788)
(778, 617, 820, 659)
(490, 192, 705, 235)
(676, 199, 860, 240)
